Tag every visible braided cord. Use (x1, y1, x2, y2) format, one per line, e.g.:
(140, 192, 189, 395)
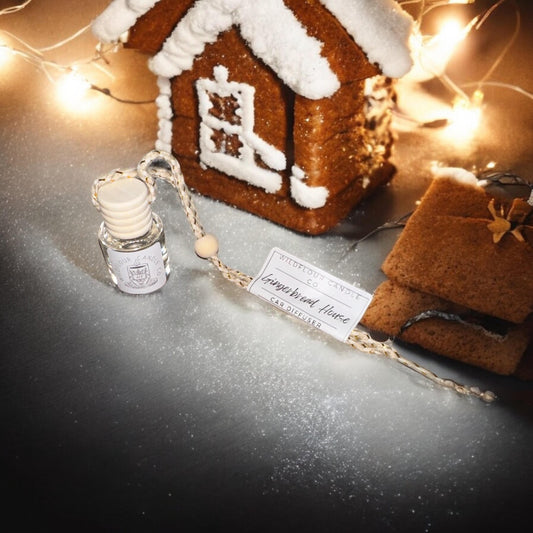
(97, 149, 496, 403)
(347, 330, 497, 402)
(137, 151, 253, 288)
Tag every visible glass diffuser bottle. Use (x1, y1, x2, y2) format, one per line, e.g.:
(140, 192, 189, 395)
(96, 176, 170, 294)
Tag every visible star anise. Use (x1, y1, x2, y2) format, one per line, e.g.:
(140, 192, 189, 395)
(487, 198, 532, 243)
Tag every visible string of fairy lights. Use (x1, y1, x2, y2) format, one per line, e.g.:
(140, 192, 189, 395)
(0, 0, 532, 136)
(0, 0, 151, 109)
(400, 0, 531, 134)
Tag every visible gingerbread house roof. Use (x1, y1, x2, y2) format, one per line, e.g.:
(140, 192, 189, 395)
(93, 0, 414, 100)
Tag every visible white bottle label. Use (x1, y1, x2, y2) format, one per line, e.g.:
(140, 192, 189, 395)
(108, 243, 167, 294)
(248, 247, 373, 342)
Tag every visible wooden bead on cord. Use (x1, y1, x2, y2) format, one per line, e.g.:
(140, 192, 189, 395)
(195, 234, 219, 258)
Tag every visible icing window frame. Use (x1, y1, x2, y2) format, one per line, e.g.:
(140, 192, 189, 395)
(196, 65, 285, 194)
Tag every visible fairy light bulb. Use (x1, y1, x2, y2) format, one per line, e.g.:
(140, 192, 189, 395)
(438, 19, 464, 46)
(56, 70, 92, 110)
(407, 17, 474, 82)
(445, 89, 483, 141)
(0, 42, 12, 67)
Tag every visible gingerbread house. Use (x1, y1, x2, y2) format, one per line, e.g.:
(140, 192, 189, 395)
(93, 0, 414, 234)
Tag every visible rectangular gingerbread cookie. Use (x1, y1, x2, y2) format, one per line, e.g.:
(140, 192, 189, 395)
(361, 280, 532, 376)
(382, 174, 533, 323)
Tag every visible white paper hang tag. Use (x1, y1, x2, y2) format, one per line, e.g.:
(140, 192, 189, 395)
(248, 247, 373, 342)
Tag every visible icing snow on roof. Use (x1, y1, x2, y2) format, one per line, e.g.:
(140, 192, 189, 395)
(150, 0, 341, 99)
(321, 0, 413, 79)
(92, 0, 413, 99)
(92, 0, 159, 43)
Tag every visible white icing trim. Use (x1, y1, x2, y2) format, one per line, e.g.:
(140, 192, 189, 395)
(196, 66, 284, 193)
(290, 166, 329, 209)
(149, 1, 233, 78)
(155, 76, 172, 152)
(92, 0, 158, 42)
(431, 165, 479, 187)
(318, 0, 414, 78)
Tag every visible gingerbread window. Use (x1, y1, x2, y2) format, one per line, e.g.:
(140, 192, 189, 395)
(196, 65, 286, 194)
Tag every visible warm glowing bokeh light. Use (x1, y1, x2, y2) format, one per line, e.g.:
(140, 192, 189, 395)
(444, 90, 483, 142)
(0, 43, 12, 67)
(56, 70, 93, 112)
(437, 19, 465, 47)
(407, 17, 474, 82)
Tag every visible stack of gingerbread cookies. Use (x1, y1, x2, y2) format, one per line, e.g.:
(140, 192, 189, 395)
(362, 168, 533, 379)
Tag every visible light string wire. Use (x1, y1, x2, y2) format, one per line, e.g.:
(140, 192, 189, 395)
(472, 0, 521, 89)
(0, 2, 154, 105)
(397, 0, 533, 128)
(461, 80, 533, 100)
(93, 149, 497, 403)
(441, 0, 524, 99)
(0, 27, 98, 85)
(0, 0, 32, 16)
(400, 0, 477, 23)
